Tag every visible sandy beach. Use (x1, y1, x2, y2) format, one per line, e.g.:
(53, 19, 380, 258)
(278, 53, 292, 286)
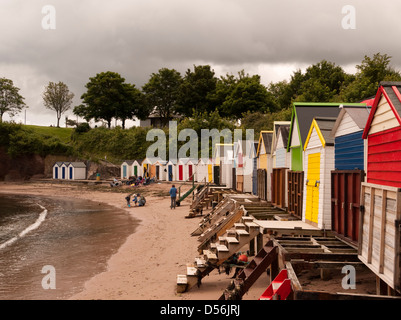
(0, 181, 269, 300)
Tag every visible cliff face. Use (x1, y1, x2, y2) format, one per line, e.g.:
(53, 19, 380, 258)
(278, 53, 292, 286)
(0, 147, 45, 181)
(0, 148, 121, 181)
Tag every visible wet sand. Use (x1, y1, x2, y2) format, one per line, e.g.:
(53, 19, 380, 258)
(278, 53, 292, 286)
(0, 181, 269, 300)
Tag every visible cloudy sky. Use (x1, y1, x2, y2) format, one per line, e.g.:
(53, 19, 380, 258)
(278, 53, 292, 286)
(1, 0, 401, 127)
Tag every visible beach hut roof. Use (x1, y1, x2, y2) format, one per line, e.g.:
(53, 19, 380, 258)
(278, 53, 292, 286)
(330, 104, 371, 137)
(256, 131, 273, 157)
(362, 81, 401, 139)
(68, 162, 86, 168)
(272, 124, 290, 152)
(287, 102, 352, 151)
(54, 161, 64, 167)
(304, 117, 337, 150)
(122, 160, 135, 165)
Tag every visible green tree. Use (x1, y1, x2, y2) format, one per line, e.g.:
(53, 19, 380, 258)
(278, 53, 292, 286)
(42, 81, 75, 127)
(142, 68, 183, 127)
(294, 60, 352, 102)
(0, 77, 26, 122)
(216, 71, 275, 119)
(75, 71, 146, 129)
(176, 65, 218, 117)
(339, 53, 401, 102)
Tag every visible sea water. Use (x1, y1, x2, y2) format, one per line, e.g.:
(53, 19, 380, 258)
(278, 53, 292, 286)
(0, 194, 138, 300)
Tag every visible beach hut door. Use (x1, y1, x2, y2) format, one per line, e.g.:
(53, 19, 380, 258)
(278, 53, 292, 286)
(123, 165, 127, 178)
(179, 165, 183, 181)
(189, 165, 193, 181)
(168, 165, 173, 181)
(208, 165, 213, 182)
(55, 167, 59, 179)
(134, 166, 138, 176)
(69, 167, 73, 180)
(305, 153, 320, 224)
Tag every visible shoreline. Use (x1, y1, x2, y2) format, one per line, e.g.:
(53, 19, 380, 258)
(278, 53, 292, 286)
(0, 181, 270, 300)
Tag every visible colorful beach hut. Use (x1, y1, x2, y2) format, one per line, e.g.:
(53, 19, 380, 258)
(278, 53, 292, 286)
(302, 117, 337, 229)
(271, 123, 291, 209)
(67, 162, 87, 180)
(362, 82, 401, 187)
(330, 104, 370, 242)
(256, 131, 273, 201)
(287, 102, 344, 218)
(359, 81, 401, 293)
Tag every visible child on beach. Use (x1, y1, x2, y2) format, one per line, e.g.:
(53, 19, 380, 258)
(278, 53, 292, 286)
(125, 193, 138, 207)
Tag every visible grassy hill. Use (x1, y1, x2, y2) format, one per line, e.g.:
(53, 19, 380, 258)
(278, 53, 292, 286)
(24, 125, 73, 144)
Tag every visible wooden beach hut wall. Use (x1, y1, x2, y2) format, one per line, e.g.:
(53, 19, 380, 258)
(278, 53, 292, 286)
(287, 102, 344, 218)
(53, 162, 63, 179)
(256, 131, 273, 201)
(330, 104, 371, 243)
(132, 160, 143, 178)
(302, 117, 337, 229)
(359, 82, 401, 293)
(121, 160, 134, 179)
(271, 123, 291, 210)
(235, 140, 256, 193)
(67, 162, 87, 180)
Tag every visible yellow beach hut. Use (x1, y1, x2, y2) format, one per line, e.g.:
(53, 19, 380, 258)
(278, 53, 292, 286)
(302, 117, 337, 229)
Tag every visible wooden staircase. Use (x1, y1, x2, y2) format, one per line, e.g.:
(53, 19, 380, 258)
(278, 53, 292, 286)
(176, 216, 261, 293)
(191, 196, 236, 237)
(218, 241, 279, 300)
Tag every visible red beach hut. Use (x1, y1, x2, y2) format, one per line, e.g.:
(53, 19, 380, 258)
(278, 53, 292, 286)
(362, 82, 401, 187)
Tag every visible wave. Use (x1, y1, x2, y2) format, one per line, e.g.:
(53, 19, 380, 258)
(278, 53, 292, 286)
(0, 204, 48, 250)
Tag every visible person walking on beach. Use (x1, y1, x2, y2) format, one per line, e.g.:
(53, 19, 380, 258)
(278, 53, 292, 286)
(169, 185, 177, 209)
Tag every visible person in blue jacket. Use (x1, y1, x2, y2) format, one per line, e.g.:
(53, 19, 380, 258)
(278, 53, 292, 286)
(169, 185, 177, 209)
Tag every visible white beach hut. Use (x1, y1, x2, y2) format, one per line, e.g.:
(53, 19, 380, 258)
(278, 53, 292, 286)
(67, 162, 87, 180)
(155, 159, 168, 181)
(60, 162, 70, 180)
(166, 159, 178, 182)
(197, 158, 213, 183)
(121, 160, 134, 179)
(132, 160, 143, 178)
(53, 162, 63, 180)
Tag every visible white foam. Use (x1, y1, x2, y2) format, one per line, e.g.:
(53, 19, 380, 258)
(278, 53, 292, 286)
(0, 204, 48, 250)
